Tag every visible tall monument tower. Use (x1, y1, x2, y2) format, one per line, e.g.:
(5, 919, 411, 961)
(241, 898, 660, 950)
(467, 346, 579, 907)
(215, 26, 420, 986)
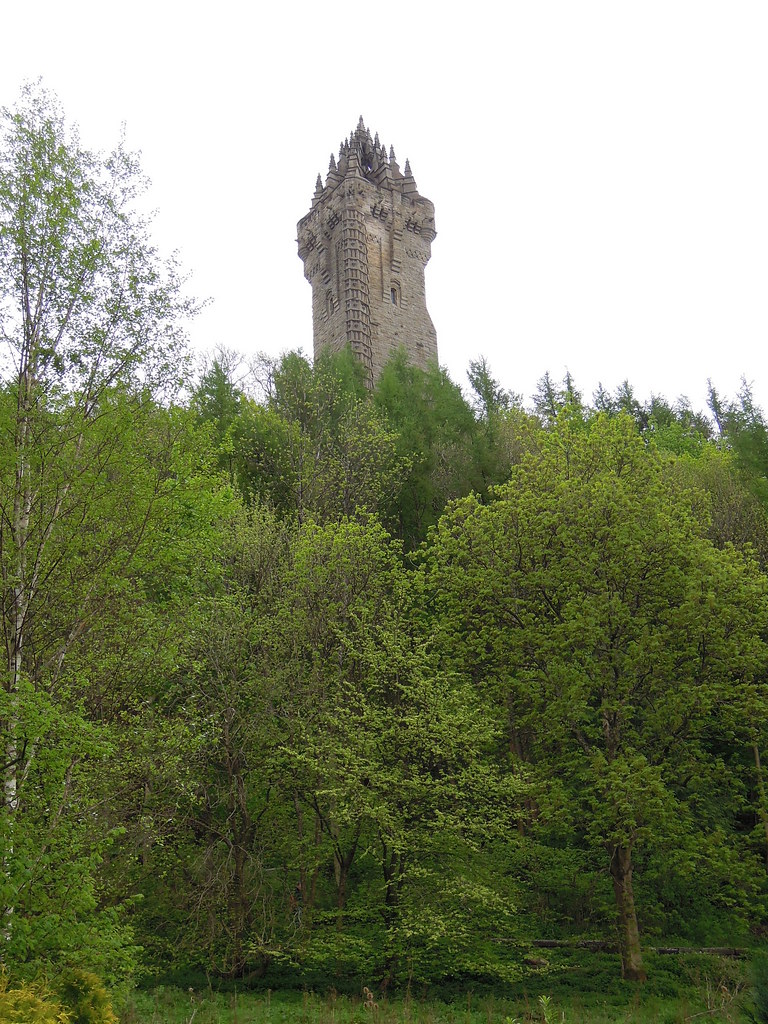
(297, 118, 437, 383)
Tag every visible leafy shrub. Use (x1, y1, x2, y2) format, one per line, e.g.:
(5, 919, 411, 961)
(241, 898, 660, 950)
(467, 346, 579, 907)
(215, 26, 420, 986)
(0, 972, 69, 1023)
(55, 970, 117, 1024)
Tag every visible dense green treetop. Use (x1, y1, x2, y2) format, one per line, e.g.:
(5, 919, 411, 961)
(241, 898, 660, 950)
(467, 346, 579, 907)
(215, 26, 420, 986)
(426, 412, 768, 979)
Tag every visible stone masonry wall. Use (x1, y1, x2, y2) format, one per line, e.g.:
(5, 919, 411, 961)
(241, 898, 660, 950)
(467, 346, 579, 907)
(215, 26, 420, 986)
(297, 119, 437, 383)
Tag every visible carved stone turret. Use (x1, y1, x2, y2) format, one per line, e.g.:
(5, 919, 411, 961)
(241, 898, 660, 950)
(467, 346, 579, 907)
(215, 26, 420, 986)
(297, 118, 437, 384)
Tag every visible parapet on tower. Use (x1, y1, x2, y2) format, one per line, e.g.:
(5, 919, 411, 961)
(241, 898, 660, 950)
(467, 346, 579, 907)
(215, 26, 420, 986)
(297, 118, 438, 383)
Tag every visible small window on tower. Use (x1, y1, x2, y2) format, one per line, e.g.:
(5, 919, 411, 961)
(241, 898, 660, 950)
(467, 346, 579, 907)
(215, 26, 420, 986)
(390, 284, 400, 306)
(326, 291, 334, 316)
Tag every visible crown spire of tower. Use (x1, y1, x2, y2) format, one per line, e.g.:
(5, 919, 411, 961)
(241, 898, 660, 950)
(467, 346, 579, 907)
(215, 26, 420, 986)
(401, 158, 418, 195)
(311, 173, 324, 208)
(326, 151, 341, 189)
(308, 121, 426, 194)
(389, 144, 401, 179)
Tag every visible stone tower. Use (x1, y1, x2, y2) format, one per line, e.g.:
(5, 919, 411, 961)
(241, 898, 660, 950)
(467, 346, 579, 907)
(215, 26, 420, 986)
(297, 118, 437, 383)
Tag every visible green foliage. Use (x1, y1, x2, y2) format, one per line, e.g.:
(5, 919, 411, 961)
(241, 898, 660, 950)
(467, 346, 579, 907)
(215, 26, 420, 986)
(427, 412, 768, 976)
(749, 953, 768, 1024)
(0, 969, 117, 1024)
(0, 683, 132, 970)
(123, 970, 751, 1024)
(468, 356, 516, 422)
(54, 970, 117, 1024)
(0, 973, 69, 1023)
(191, 349, 248, 477)
(229, 349, 404, 524)
(709, 380, 768, 494)
(269, 515, 519, 982)
(668, 446, 768, 566)
(0, 82, 210, 978)
(536, 994, 562, 1024)
(592, 381, 713, 452)
(375, 351, 479, 546)
(0, 83, 195, 397)
(533, 371, 585, 428)
(3, 76, 768, 992)
(125, 498, 522, 983)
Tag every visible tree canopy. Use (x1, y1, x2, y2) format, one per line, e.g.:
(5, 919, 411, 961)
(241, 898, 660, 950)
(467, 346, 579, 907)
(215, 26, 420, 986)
(1, 85, 768, 997)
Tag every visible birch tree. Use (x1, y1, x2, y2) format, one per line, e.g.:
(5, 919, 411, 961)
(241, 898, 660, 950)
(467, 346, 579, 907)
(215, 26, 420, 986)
(0, 83, 197, 965)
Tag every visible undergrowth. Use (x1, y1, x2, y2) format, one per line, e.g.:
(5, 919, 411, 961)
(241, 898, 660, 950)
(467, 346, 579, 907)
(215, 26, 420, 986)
(121, 953, 756, 1024)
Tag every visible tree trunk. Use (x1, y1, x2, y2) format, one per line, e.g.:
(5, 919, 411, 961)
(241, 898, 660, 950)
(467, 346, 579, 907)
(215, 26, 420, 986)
(608, 844, 646, 981)
(381, 843, 406, 986)
(3, 359, 34, 949)
(507, 696, 536, 831)
(332, 824, 360, 931)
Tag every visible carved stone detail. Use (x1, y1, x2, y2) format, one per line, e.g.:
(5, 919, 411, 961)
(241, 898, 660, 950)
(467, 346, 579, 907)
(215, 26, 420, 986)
(297, 118, 438, 383)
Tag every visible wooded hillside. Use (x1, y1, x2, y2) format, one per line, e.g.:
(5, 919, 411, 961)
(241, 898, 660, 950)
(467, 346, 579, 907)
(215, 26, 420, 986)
(1, 85, 767, 995)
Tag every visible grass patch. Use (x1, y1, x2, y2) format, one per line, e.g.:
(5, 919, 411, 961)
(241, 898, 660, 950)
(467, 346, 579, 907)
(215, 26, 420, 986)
(120, 956, 754, 1024)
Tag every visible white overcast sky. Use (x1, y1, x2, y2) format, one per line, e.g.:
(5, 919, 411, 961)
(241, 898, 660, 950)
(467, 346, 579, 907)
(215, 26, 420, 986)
(1, 1, 766, 412)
